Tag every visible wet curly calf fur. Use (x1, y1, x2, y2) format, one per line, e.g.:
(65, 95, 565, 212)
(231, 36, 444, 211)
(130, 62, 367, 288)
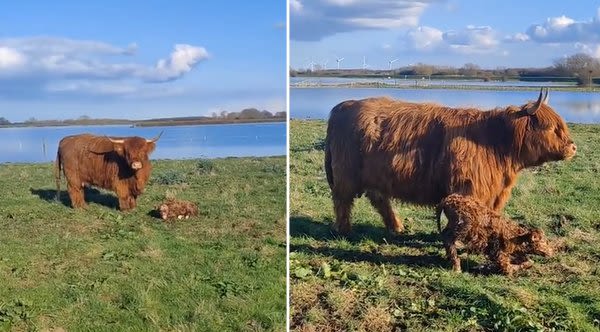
(158, 199, 199, 220)
(436, 194, 554, 276)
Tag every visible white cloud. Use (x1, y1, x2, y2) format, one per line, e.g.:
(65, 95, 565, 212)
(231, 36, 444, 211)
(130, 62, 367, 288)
(405, 25, 499, 54)
(504, 32, 530, 42)
(291, 0, 438, 41)
(290, 0, 303, 12)
(526, 12, 600, 43)
(0, 37, 208, 83)
(0, 37, 136, 56)
(0, 47, 26, 69)
(0, 36, 209, 99)
(407, 26, 443, 50)
(147, 44, 209, 82)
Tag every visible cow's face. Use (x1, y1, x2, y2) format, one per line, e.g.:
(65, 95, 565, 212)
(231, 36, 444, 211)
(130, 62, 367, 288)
(517, 89, 577, 166)
(108, 132, 162, 171)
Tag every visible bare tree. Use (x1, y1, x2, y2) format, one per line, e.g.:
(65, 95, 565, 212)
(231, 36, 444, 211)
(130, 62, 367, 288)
(459, 63, 481, 77)
(554, 53, 600, 86)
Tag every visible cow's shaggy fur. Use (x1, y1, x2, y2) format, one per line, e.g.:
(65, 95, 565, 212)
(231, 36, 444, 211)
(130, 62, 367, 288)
(325, 88, 576, 235)
(55, 133, 160, 211)
(436, 194, 554, 276)
(157, 199, 198, 220)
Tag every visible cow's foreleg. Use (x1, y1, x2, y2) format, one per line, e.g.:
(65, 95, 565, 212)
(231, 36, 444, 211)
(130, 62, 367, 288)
(366, 191, 404, 234)
(115, 186, 134, 211)
(493, 175, 517, 211)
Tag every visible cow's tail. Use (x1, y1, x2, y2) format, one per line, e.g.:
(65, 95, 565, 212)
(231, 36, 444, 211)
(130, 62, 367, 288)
(324, 137, 334, 189)
(435, 202, 445, 233)
(54, 149, 62, 202)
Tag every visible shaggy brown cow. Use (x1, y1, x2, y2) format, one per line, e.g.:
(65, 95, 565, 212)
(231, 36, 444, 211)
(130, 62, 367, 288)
(325, 88, 576, 235)
(55, 132, 162, 210)
(436, 194, 554, 276)
(157, 199, 199, 220)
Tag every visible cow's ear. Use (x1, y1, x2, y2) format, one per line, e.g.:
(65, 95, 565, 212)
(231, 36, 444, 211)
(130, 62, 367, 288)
(89, 139, 115, 154)
(112, 142, 125, 156)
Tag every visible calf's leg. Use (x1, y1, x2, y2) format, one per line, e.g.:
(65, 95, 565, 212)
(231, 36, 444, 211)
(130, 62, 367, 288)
(442, 230, 461, 272)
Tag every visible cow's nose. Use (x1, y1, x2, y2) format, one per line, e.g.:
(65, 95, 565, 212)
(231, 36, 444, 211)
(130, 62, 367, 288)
(571, 143, 577, 153)
(131, 161, 143, 169)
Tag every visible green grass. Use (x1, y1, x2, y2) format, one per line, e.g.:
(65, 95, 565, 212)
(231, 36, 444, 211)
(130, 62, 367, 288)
(0, 157, 286, 331)
(290, 120, 600, 331)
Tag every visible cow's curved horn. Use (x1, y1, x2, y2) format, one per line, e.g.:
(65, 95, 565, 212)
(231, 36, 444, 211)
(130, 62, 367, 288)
(542, 87, 550, 105)
(107, 137, 125, 144)
(147, 130, 163, 143)
(528, 88, 546, 115)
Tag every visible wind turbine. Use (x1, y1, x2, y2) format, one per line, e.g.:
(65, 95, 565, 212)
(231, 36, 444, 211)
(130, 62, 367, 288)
(307, 60, 316, 72)
(362, 56, 369, 70)
(336, 56, 344, 70)
(388, 58, 399, 70)
(322, 59, 329, 70)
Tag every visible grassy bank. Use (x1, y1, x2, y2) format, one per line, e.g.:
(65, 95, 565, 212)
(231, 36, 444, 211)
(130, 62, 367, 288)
(290, 120, 600, 331)
(0, 157, 286, 331)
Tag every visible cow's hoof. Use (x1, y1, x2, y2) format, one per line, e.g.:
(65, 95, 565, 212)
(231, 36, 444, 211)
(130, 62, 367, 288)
(331, 222, 351, 236)
(387, 226, 405, 236)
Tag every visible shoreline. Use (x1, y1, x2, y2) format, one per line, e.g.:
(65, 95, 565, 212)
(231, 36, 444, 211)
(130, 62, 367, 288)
(0, 117, 286, 129)
(290, 83, 598, 92)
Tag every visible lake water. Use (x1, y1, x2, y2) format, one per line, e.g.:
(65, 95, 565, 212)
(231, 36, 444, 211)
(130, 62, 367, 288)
(0, 122, 286, 163)
(290, 88, 600, 124)
(290, 77, 576, 87)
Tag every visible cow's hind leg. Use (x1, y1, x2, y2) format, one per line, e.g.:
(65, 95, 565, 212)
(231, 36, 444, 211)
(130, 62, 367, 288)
(366, 191, 404, 234)
(67, 183, 87, 209)
(332, 196, 354, 235)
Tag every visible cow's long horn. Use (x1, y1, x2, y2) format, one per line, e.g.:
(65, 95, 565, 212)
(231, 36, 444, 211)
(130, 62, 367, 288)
(542, 87, 550, 105)
(147, 130, 163, 143)
(528, 88, 545, 115)
(107, 137, 125, 144)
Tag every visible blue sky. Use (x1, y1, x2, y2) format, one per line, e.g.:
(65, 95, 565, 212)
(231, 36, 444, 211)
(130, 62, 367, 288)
(0, 1, 285, 122)
(291, 0, 600, 70)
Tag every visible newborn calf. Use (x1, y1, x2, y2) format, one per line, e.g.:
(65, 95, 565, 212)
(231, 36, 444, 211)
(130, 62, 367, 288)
(158, 199, 198, 220)
(436, 194, 553, 276)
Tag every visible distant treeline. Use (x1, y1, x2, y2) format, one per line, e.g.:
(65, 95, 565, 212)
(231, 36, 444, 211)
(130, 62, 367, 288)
(210, 108, 286, 120)
(291, 53, 600, 87)
(0, 108, 286, 128)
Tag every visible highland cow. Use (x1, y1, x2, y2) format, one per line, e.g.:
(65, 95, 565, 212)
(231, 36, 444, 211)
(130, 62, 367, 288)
(436, 194, 554, 276)
(157, 199, 199, 220)
(55, 132, 162, 210)
(324, 88, 576, 235)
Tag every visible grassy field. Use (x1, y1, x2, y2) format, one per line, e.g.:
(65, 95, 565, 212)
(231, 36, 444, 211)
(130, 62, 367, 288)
(290, 120, 600, 331)
(0, 157, 286, 331)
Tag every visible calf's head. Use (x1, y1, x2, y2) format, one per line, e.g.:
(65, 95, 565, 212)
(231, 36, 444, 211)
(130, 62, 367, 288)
(514, 88, 577, 167)
(513, 228, 554, 257)
(107, 131, 162, 170)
